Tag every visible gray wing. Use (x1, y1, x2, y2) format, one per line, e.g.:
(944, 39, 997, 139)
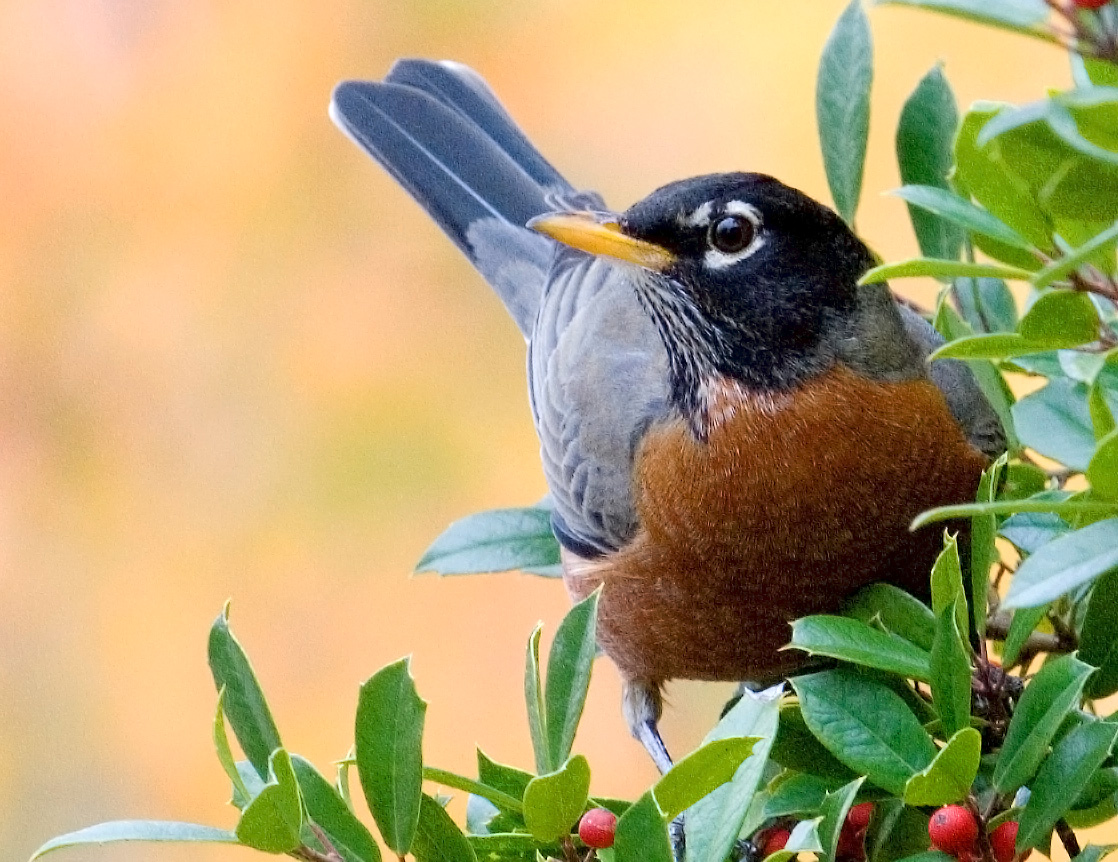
(897, 304, 1007, 459)
(529, 250, 670, 555)
(332, 60, 668, 554)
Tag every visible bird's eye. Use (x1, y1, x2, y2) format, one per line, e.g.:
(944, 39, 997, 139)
(709, 215, 755, 254)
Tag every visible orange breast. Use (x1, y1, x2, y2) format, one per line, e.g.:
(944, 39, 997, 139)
(564, 365, 988, 686)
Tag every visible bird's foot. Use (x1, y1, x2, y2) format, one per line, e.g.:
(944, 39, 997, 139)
(730, 838, 762, 862)
(669, 814, 686, 862)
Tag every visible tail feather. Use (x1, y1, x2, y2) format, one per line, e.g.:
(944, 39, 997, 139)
(383, 59, 572, 193)
(330, 81, 551, 256)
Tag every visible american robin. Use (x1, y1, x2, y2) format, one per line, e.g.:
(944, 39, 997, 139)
(330, 60, 1005, 774)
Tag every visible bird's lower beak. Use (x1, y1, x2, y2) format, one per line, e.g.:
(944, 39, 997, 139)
(527, 211, 675, 272)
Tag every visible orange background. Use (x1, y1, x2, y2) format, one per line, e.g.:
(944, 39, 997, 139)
(1, 2, 1076, 860)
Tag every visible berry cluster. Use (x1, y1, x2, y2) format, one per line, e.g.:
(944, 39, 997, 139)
(755, 802, 874, 861)
(1073, 0, 1112, 9)
(577, 802, 1028, 862)
(928, 805, 1027, 862)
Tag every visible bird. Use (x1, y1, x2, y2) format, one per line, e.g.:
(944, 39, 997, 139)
(329, 60, 1005, 776)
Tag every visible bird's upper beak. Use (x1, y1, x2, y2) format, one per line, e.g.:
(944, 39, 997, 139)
(527, 211, 675, 272)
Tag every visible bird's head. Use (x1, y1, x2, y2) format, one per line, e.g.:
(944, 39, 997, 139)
(529, 173, 884, 426)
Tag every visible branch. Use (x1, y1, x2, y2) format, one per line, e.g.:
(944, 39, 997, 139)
(985, 612, 1076, 661)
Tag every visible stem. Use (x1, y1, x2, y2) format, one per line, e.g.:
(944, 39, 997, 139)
(423, 766, 524, 813)
(986, 612, 1075, 657)
(1056, 819, 1082, 859)
(291, 824, 346, 862)
(560, 835, 581, 862)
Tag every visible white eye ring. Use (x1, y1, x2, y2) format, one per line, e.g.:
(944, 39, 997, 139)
(703, 201, 764, 270)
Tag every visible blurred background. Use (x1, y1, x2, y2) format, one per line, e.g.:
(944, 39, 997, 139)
(0, 1, 1078, 859)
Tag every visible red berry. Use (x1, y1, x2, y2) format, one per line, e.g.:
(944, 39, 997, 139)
(928, 805, 979, 855)
(846, 802, 874, 835)
(989, 822, 1030, 862)
(763, 828, 791, 856)
(578, 808, 617, 849)
(837, 823, 866, 861)
(1074, 0, 1111, 8)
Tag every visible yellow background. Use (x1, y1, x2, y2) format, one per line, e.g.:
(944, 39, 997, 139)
(1, 2, 1077, 860)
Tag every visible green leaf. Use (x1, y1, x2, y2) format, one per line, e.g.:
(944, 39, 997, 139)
(904, 727, 982, 806)
(207, 602, 282, 780)
(545, 588, 600, 771)
(868, 804, 935, 862)
(1073, 53, 1118, 88)
(1004, 518, 1118, 608)
(424, 768, 523, 814)
(1001, 603, 1050, 667)
(789, 616, 931, 681)
(477, 750, 532, 802)
(953, 278, 1018, 333)
(771, 700, 859, 781)
(875, 0, 1051, 35)
(1073, 846, 1118, 862)
(817, 0, 873, 226)
(1080, 570, 1118, 698)
(524, 624, 548, 774)
(475, 751, 532, 834)
(954, 104, 1053, 249)
(992, 653, 1095, 793)
(1090, 360, 1118, 437)
(236, 748, 304, 853)
(29, 822, 238, 860)
(892, 186, 1031, 251)
(293, 756, 382, 862)
(861, 259, 1032, 286)
(1001, 462, 1048, 500)
(773, 818, 824, 861)
(522, 755, 591, 842)
(971, 454, 1006, 641)
(615, 791, 672, 862)
(929, 333, 1046, 360)
(1033, 223, 1118, 289)
(792, 670, 937, 795)
(214, 689, 252, 808)
(685, 687, 781, 862)
(1018, 290, 1101, 346)
(413, 793, 478, 862)
(416, 507, 560, 575)
(930, 534, 969, 641)
(930, 601, 973, 738)
(1089, 429, 1118, 500)
(818, 779, 865, 862)
(762, 773, 833, 820)
(914, 497, 1118, 529)
(842, 583, 936, 651)
(653, 737, 757, 820)
(355, 657, 427, 855)
(1017, 721, 1118, 851)
(466, 833, 540, 862)
(932, 297, 1020, 449)
(1013, 378, 1095, 472)
(896, 66, 962, 260)
(1000, 506, 1071, 555)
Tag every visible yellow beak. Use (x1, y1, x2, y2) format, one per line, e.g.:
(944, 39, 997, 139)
(527, 211, 676, 272)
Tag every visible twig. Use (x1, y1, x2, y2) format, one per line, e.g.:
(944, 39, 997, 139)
(986, 613, 1074, 656)
(292, 847, 343, 862)
(1056, 818, 1082, 859)
(289, 824, 347, 862)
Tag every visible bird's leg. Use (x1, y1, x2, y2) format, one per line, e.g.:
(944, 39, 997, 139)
(623, 678, 672, 772)
(623, 680, 685, 860)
